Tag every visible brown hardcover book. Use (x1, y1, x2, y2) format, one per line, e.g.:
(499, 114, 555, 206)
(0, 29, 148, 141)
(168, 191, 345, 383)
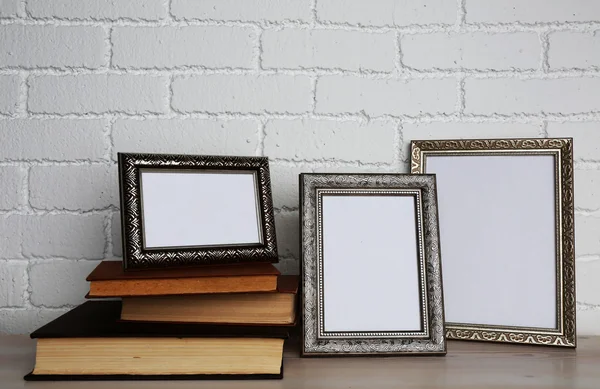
(26, 301, 287, 380)
(121, 275, 298, 325)
(86, 261, 280, 297)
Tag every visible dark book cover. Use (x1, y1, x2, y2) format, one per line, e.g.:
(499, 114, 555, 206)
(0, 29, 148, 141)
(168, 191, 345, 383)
(31, 300, 291, 339)
(26, 301, 287, 380)
(277, 275, 299, 294)
(87, 260, 280, 281)
(25, 365, 283, 381)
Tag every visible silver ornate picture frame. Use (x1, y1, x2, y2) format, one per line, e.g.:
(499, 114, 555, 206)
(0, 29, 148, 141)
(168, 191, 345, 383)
(118, 153, 278, 270)
(411, 138, 575, 347)
(300, 174, 445, 356)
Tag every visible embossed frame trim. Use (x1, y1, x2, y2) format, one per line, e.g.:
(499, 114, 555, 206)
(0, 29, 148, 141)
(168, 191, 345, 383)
(410, 138, 575, 347)
(118, 153, 278, 270)
(300, 174, 446, 356)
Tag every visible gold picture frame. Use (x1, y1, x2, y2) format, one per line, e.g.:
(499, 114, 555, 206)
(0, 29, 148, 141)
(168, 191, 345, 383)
(410, 138, 575, 347)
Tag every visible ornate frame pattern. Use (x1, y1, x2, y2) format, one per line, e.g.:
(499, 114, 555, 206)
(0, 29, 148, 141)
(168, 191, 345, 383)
(410, 138, 575, 347)
(118, 153, 278, 270)
(300, 174, 446, 356)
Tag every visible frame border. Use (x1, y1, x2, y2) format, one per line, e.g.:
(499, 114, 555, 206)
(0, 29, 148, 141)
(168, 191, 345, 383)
(300, 173, 446, 356)
(118, 153, 278, 270)
(410, 138, 575, 347)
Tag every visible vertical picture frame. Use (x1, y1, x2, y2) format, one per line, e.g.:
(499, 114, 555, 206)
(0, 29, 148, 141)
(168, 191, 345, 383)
(411, 138, 575, 347)
(300, 174, 445, 356)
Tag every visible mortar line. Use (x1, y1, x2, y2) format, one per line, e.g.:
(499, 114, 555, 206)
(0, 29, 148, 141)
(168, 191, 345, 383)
(457, 75, 466, 115)
(393, 120, 403, 169)
(540, 120, 549, 137)
(103, 211, 113, 258)
(256, 120, 267, 157)
(457, 0, 467, 28)
(254, 27, 264, 70)
(104, 117, 116, 162)
(395, 31, 404, 74)
(19, 0, 28, 18)
(17, 72, 29, 118)
(540, 30, 551, 72)
(2, 16, 600, 32)
(310, 76, 318, 113)
(167, 0, 175, 22)
(167, 74, 176, 115)
(310, 0, 318, 27)
(106, 25, 114, 69)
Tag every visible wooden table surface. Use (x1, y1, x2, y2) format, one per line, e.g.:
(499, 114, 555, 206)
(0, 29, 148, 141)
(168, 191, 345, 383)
(1, 335, 599, 388)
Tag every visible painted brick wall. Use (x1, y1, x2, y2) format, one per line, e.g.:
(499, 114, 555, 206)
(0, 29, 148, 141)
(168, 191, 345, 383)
(1, 0, 599, 334)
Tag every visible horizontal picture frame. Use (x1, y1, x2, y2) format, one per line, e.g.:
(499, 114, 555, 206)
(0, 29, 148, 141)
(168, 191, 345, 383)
(300, 174, 445, 356)
(411, 138, 575, 347)
(118, 153, 278, 270)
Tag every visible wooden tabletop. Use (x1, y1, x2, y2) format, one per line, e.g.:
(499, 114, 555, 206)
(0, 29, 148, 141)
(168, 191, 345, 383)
(1, 335, 599, 388)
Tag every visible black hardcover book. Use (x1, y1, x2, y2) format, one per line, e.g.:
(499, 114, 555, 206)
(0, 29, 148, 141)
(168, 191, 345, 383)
(26, 301, 288, 381)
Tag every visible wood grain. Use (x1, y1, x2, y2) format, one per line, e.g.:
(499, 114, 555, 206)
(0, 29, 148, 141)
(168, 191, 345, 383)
(2, 336, 599, 388)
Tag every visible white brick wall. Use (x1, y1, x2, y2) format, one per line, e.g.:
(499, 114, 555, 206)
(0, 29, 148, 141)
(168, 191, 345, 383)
(0, 25, 106, 68)
(549, 32, 600, 70)
(1, 0, 599, 335)
(262, 29, 396, 72)
(402, 33, 540, 70)
(0, 75, 19, 114)
(112, 27, 256, 69)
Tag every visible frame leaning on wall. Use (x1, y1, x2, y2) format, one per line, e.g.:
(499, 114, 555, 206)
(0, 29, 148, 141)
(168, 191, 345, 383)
(118, 152, 278, 270)
(300, 173, 446, 356)
(410, 138, 575, 347)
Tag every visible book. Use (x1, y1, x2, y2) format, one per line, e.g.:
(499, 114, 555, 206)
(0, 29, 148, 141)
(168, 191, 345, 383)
(121, 275, 298, 325)
(86, 260, 280, 297)
(26, 301, 287, 380)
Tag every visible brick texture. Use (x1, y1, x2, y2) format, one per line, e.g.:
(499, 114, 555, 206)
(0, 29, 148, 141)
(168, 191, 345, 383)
(0, 119, 106, 161)
(0, 262, 27, 307)
(0, 167, 22, 210)
(577, 260, 600, 305)
(269, 163, 311, 210)
(0, 0, 21, 17)
(0, 75, 19, 114)
(112, 27, 255, 69)
(402, 33, 540, 70)
(317, 76, 456, 116)
(0, 25, 106, 68)
(0, 308, 69, 334)
(546, 122, 600, 161)
(465, 78, 600, 115)
(172, 75, 311, 114)
(29, 75, 168, 114)
(262, 29, 396, 71)
(30, 260, 99, 307)
(23, 215, 105, 259)
(112, 119, 258, 160)
(1, 0, 600, 334)
(27, 0, 167, 20)
(275, 211, 299, 259)
(264, 119, 396, 162)
(171, 0, 311, 22)
(29, 165, 117, 211)
(0, 216, 22, 258)
(468, 0, 600, 23)
(575, 216, 600, 257)
(111, 212, 122, 257)
(317, 0, 456, 26)
(575, 170, 600, 211)
(549, 32, 600, 69)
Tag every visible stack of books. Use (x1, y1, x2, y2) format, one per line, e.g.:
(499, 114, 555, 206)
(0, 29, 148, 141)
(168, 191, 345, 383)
(26, 261, 298, 381)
